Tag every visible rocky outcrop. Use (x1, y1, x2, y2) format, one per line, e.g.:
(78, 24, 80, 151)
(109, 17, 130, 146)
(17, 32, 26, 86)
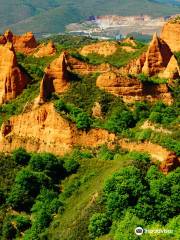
(160, 152, 180, 174)
(80, 41, 118, 57)
(0, 103, 116, 155)
(161, 16, 180, 52)
(67, 53, 112, 75)
(34, 41, 56, 58)
(38, 52, 70, 103)
(120, 52, 146, 75)
(13, 32, 37, 54)
(142, 33, 172, 76)
(0, 43, 27, 104)
(121, 33, 179, 80)
(96, 71, 173, 104)
(159, 55, 180, 79)
(0, 30, 37, 54)
(0, 35, 7, 45)
(121, 37, 137, 47)
(119, 139, 172, 162)
(92, 102, 103, 119)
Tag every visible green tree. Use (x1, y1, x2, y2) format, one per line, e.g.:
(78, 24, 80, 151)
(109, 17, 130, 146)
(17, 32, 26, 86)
(114, 211, 145, 240)
(29, 153, 65, 182)
(88, 213, 111, 239)
(76, 112, 91, 130)
(12, 148, 31, 165)
(7, 168, 50, 211)
(103, 166, 144, 218)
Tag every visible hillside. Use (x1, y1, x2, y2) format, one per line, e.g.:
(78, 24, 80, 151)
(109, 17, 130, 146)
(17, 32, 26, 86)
(0, 17, 180, 240)
(0, 0, 180, 34)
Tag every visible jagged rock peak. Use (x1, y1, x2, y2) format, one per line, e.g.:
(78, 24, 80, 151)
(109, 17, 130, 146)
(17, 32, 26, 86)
(80, 41, 118, 57)
(161, 15, 180, 52)
(159, 55, 180, 79)
(34, 41, 56, 58)
(0, 29, 37, 54)
(142, 32, 173, 76)
(0, 43, 27, 104)
(38, 51, 70, 103)
(4, 29, 13, 42)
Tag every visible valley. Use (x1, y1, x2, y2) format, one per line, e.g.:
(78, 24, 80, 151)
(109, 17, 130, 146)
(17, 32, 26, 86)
(0, 14, 179, 240)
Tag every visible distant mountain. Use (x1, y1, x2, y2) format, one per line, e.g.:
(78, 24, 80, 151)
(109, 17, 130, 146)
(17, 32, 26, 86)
(0, 0, 179, 35)
(153, 0, 180, 6)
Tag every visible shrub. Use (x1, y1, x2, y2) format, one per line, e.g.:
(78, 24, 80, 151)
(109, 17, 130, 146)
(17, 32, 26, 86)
(114, 211, 145, 240)
(88, 213, 111, 239)
(24, 189, 63, 240)
(105, 107, 135, 133)
(12, 148, 31, 165)
(129, 152, 152, 176)
(15, 214, 31, 232)
(7, 168, 50, 211)
(103, 166, 144, 218)
(54, 99, 66, 112)
(76, 112, 91, 130)
(63, 150, 80, 174)
(64, 158, 80, 174)
(2, 215, 16, 240)
(97, 145, 114, 160)
(134, 101, 150, 121)
(29, 153, 65, 182)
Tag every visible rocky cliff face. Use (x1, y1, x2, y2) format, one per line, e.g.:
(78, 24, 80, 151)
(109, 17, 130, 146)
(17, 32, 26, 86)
(80, 41, 118, 57)
(0, 103, 116, 155)
(96, 71, 173, 104)
(66, 52, 112, 75)
(142, 33, 172, 76)
(0, 43, 27, 104)
(121, 33, 179, 80)
(160, 152, 180, 174)
(161, 17, 180, 52)
(121, 37, 137, 47)
(34, 41, 56, 58)
(13, 32, 38, 54)
(159, 55, 180, 79)
(0, 30, 37, 54)
(38, 52, 70, 103)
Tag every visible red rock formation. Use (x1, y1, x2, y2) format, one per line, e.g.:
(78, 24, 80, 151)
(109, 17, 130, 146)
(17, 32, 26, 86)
(34, 41, 56, 58)
(13, 32, 38, 54)
(0, 35, 7, 45)
(159, 55, 180, 79)
(0, 103, 116, 155)
(96, 71, 172, 104)
(0, 43, 27, 104)
(121, 33, 178, 80)
(161, 16, 180, 52)
(92, 102, 103, 119)
(80, 41, 118, 56)
(38, 52, 70, 103)
(142, 33, 172, 76)
(160, 152, 180, 174)
(121, 52, 146, 75)
(4, 29, 13, 42)
(121, 37, 137, 47)
(0, 30, 37, 54)
(66, 53, 112, 75)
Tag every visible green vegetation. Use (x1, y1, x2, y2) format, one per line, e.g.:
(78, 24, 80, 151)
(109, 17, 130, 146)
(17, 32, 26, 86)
(72, 44, 147, 68)
(137, 73, 168, 84)
(0, 149, 80, 239)
(88, 162, 179, 239)
(1, 0, 179, 34)
(0, 32, 179, 240)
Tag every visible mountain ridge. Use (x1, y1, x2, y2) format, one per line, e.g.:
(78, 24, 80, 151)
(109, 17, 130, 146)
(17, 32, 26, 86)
(0, 0, 179, 35)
